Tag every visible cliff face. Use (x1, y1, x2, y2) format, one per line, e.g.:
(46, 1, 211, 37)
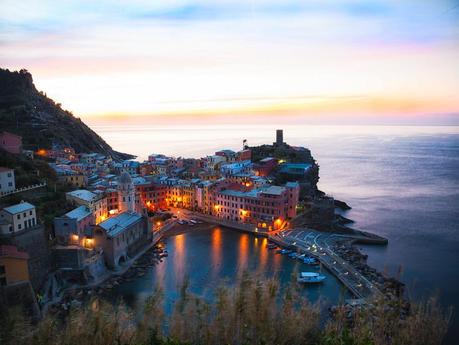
(0, 68, 133, 160)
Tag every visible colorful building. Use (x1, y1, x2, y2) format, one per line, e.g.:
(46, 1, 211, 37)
(54, 205, 94, 246)
(211, 182, 300, 231)
(0, 202, 37, 234)
(66, 189, 108, 224)
(0, 167, 15, 193)
(253, 157, 278, 177)
(0, 131, 22, 154)
(94, 212, 149, 269)
(0, 245, 29, 286)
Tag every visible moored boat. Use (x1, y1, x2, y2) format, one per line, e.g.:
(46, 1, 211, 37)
(303, 256, 318, 264)
(297, 272, 326, 284)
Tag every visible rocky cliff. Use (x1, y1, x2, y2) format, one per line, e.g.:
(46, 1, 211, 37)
(0, 68, 133, 160)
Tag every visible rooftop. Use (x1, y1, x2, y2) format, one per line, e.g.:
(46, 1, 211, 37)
(0, 245, 29, 259)
(260, 185, 285, 196)
(64, 205, 92, 222)
(98, 212, 143, 238)
(3, 202, 35, 214)
(66, 189, 98, 202)
(279, 163, 312, 175)
(0, 167, 13, 172)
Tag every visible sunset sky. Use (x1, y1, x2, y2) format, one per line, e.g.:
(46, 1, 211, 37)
(1, 0, 458, 124)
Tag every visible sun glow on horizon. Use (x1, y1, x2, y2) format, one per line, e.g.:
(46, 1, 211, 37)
(1, 0, 458, 124)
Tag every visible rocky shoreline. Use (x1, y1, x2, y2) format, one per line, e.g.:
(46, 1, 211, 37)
(47, 243, 168, 317)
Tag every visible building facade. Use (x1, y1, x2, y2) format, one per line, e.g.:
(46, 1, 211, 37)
(0, 245, 29, 286)
(0, 167, 15, 193)
(66, 189, 108, 224)
(94, 212, 149, 269)
(0, 131, 22, 154)
(0, 202, 37, 234)
(54, 205, 94, 246)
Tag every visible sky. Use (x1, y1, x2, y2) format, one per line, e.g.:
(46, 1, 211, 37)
(1, 0, 459, 125)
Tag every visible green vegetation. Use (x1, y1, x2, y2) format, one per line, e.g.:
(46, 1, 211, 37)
(0, 68, 132, 160)
(0, 273, 451, 345)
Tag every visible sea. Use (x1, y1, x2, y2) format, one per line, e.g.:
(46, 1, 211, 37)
(88, 122, 459, 340)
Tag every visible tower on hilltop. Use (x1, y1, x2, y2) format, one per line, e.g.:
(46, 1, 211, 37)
(274, 129, 284, 146)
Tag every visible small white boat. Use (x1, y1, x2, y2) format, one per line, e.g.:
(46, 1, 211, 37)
(297, 272, 326, 284)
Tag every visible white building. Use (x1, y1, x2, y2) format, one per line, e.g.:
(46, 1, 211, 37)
(0, 201, 36, 234)
(0, 167, 15, 193)
(66, 189, 108, 224)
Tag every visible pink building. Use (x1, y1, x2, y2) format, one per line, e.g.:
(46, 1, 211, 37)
(253, 157, 278, 177)
(0, 131, 22, 154)
(211, 181, 300, 231)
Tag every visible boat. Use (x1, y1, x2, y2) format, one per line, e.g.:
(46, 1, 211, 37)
(267, 243, 277, 250)
(303, 256, 318, 264)
(279, 249, 292, 255)
(275, 249, 283, 254)
(297, 272, 326, 284)
(288, 252, 299, 258)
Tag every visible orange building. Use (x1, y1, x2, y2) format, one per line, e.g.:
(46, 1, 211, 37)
(0, 245, 30, 286)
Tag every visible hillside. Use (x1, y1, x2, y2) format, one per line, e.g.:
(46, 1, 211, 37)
(250, 143, 320, 197)
(0, 68, 133, 160)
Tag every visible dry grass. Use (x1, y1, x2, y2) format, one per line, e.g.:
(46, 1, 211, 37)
(0, 273, 451, 345)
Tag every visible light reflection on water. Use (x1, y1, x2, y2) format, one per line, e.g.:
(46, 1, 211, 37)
(112, 226, 347, 314)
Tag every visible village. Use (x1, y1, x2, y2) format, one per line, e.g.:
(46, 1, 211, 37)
(0, 129, 319, 316)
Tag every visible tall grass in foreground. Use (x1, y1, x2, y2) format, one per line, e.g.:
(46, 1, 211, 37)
(0, 273, 451, 345)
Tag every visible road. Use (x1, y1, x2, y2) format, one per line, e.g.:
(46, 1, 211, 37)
(275, 228, 383, 299)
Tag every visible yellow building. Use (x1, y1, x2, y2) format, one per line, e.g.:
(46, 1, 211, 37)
(0, 245, 30, 286)
(62, 174, 87, 188)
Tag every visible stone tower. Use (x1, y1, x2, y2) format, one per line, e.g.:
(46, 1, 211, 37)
(118, 171, 135, 213)
(275, 129, 284, 146)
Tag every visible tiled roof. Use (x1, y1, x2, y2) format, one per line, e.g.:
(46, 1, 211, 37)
(98, 212, 142, 238)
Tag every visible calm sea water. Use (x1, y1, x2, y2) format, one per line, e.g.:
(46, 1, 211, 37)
(90, 122, 459, 339)
(113, 227, 349, 313)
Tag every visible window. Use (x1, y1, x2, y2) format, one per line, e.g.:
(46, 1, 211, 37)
(18, 223, 22, 230)
(17, 214, 20, 220)
(8, 182, 12, 187)
(0, 277, 6, 286)
(7, 173, 11, 177)
(0, 265, 5, 274)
